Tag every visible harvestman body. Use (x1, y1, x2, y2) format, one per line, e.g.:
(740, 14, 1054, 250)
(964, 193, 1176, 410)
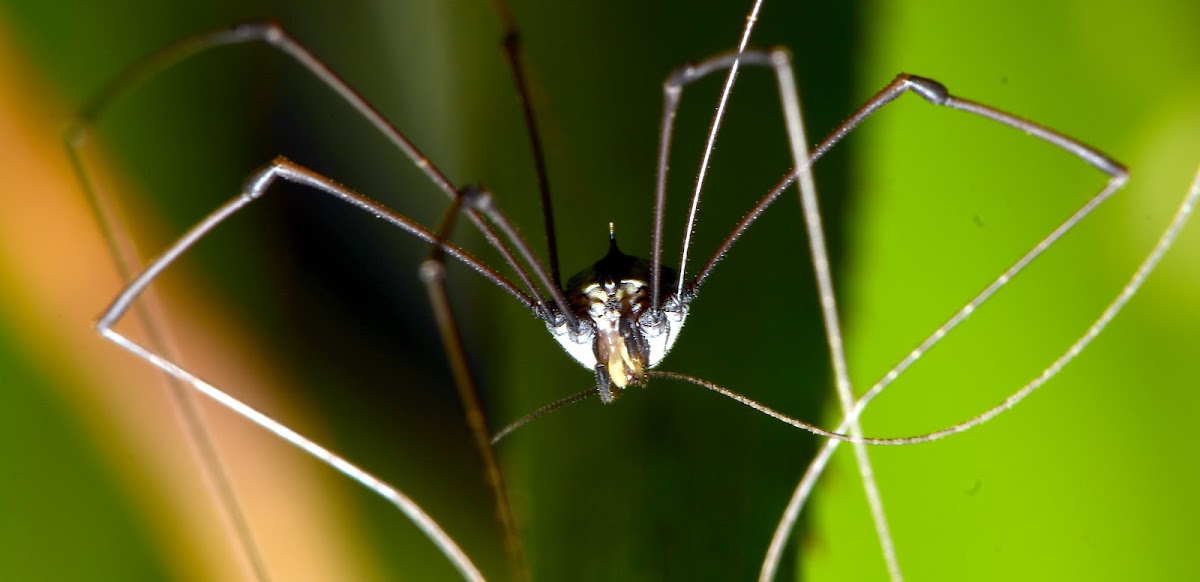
(66, 6, 1200, 581)
(550, 228, 687, 403)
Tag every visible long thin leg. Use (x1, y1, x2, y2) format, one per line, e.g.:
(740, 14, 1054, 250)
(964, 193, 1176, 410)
(651, 46, 899, 579)
(693, 73, 1126, 290)
(488, 0, 563, 290)
(82, 158, 493, 581)
(91, 156, 536, 320)
(762, 162, 1200, 580)
(66, 128, 269, 582)
(767, 47, 902, 581)
(95, 329, 486, 581)
(653, 50, 1186, 582)
(95, 154, 565, 576)
(649, 50, 1140, 582)
(652, 48, 774, 297)
(642, 44, 900, 578)
(423, 186, 527, 581)
(747, 65, 1123, 582)
(675, 78, 1138, 578)
(859, 163, 1199, 443)
(674, 66, 1138, 582)
(650, 0, 766, 310)
(72, 20, 569, 324)
(64, 18, 580, 579)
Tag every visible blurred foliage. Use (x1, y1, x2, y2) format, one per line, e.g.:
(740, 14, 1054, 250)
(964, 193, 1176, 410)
(808, 1, 1200, 580)
(0, 0, 1196, 581)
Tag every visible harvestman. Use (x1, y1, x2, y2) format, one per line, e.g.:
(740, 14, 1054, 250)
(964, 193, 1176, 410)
(64, 8, 1200, 582)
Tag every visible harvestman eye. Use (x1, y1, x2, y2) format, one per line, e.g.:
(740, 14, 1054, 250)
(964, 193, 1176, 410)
(66, 0, 1199, 580)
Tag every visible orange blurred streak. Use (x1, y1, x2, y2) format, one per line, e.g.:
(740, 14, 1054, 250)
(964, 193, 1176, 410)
(0, 22, 380, 582)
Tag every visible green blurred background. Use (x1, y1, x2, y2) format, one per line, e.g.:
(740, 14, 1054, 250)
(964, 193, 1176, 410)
(0, 0, 1196, 580)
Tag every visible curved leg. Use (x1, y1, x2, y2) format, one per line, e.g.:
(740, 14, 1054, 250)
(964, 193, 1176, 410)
(651, 49, 779, 305)
(736, 53, 1194, 582)
(644, 45, 901, 580)
(66, 117, 269, 582)
(694, 71, 1126, 289)
(97, 323, 486, 582)
(649, 0, 768, 309)
(641, 0, 898, 561)
(68, 20, 568, 325)
(647, 45, 1156, 582)
(757, 71, 1124, 582)
(764, 162, 1200, 581)
(76, 154, 489, 580)
(63, 17, 591, 577)
(90, 157, 540, 324)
